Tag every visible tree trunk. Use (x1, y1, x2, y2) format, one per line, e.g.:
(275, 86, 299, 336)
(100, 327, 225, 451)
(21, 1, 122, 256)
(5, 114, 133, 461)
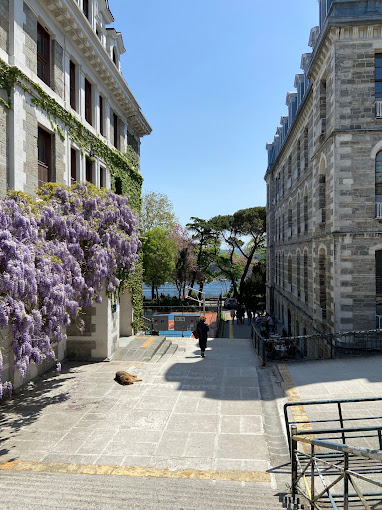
(151, 282, 155, 300)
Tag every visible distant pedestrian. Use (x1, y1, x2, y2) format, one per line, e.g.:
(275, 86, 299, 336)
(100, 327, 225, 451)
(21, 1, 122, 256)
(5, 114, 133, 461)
(196, 315, 209, 358)
(267, 314, 275, 334)
(247, 309, 252, 325)
(240, 304, 246, 324)
(236, 305, 242, 324)
(230, 309, 235, 320)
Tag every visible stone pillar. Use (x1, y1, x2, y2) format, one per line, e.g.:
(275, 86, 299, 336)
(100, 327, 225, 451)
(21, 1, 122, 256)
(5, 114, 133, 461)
(119, 289, 134, 337)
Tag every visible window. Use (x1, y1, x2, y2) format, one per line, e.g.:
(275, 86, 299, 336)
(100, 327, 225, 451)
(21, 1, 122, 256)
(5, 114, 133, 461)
(37, 23, 50, 86)
(375, 151, 382, 212)
(304, 127, 309, 170)
(297, 193, 301, 235)
(304, 250, 308, 302)
(304, 188, 308, 231)
(376, 54, 382, 99)
(318, 250, 327, 320)
(113, 47, 117, 65)
(99, 95, 104, 136)
(319, 158, 327, 223)
(297, 140, 301, 179)
(288, 201, 292, 236)
(85, 78, 92, 125)
(70, 148, 77, 183)
(85, 157, 93, 183)
(297, 251, 301, 298)
(70, 60, 76, 110)
(83, 0, 89, 19)
(38, 127, 52, 188)
(376, 251, 382, 327)
(288, 256, 292, 290)
(287, 155, 292, 182)
(113, 112, 119, 149)
(100, 166, 106, 188)
(319, 81, 327, 135)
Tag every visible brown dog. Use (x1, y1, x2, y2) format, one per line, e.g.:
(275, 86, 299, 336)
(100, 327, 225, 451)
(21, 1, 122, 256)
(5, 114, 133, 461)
(114, 371, 142, 385)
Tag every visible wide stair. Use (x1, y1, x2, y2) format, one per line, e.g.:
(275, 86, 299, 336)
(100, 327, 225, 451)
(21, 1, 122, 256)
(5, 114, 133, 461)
(111, 335, 185, 363)
(0, 470, 305, 509)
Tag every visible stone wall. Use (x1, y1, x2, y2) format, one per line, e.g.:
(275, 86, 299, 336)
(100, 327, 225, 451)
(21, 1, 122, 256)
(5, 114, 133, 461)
(23, 2, 37, 75)
(23, 97, 38, 195)
(52, 39, 64, 99)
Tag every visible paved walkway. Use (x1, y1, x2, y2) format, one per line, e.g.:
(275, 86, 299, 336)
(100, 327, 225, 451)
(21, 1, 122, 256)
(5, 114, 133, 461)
(0, 323, 287, 493)
(2, 315, 382, 508)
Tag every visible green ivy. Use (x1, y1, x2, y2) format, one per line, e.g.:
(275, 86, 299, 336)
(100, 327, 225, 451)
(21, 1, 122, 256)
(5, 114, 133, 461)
(0, 58, 145, 332)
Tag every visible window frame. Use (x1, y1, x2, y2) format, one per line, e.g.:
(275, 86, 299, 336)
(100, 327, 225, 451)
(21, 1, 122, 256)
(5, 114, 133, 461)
(38, 127, 52, 188)
(37, 23, 50, 86)
(84, 78, 92, 125)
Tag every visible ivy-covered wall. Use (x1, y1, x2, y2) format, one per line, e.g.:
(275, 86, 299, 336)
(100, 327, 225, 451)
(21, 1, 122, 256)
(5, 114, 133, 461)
(0, 57, 144, 331)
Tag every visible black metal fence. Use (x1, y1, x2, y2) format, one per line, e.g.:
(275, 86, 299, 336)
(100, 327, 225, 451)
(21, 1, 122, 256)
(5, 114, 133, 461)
(251, 323, 382, 365)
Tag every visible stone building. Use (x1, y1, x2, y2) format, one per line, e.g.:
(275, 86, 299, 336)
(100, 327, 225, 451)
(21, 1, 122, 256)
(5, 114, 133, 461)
(265, 0, 382, 337)
(0, 0, 151, 387)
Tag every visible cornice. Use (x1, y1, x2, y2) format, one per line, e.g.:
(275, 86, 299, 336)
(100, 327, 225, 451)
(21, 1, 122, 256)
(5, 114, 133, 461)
(45, 0, 151, 137)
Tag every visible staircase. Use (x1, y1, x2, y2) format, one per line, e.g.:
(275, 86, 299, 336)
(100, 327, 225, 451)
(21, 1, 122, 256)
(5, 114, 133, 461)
(0, 469, 304, 509)
(111, 335, 185, 363)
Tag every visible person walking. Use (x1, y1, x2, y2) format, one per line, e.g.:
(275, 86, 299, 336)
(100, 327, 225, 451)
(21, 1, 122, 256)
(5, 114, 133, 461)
(196, 315, 209, 358)
(247, 308, 252, 325)
(230, 308, 235, 321)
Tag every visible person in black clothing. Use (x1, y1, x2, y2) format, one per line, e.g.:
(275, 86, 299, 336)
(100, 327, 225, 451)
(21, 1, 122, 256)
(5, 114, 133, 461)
(196, 315, 209, 357)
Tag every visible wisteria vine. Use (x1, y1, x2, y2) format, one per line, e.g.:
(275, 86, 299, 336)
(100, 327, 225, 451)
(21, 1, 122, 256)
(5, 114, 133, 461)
(0, 183, 141, 397)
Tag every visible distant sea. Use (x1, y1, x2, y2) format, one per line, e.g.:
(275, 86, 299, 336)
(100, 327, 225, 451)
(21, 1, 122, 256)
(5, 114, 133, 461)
(142, 281, 229, 299)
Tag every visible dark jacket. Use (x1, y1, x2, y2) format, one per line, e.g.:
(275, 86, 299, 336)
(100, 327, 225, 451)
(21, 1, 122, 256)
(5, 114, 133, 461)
(196, 320, 209, 341)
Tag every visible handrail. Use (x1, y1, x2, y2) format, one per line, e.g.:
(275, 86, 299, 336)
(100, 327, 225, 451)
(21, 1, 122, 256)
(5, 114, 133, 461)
(293, 435, 382, 462)
(291, 426, 382, 509)
(284, 396, 382, 449)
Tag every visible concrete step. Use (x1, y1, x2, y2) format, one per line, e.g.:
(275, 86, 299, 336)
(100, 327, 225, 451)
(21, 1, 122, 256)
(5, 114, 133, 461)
(111, 336, 167, 362)
(0, 470, 289, 509)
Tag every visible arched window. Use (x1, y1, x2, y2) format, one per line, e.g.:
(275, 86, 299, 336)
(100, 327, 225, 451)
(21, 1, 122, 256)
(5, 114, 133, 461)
(304, 127, 309, 170)
(318, 249, 327, 320)
(113, 47, 118, 66)
(288, 201, 293, 237)
(375, 151, 382, 218)
(297, 192, 301, 235)
(319, 158, 327, 223)
(288, 255, 292, 292)
(297, 251, 301, 298)
(304, 187, 308, 232)
(304, 249, 308, 302)
(376, 250, 382, 328)
(297, 140, 301, 179)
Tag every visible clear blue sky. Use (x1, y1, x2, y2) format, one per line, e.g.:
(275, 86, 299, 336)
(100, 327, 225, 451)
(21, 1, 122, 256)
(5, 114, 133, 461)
(108, 0, 318, 227)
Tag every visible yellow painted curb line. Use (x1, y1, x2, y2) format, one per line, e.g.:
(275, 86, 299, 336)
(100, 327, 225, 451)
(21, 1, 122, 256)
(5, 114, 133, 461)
(278, 364, 314, 452)
(0, 460, 271, 483)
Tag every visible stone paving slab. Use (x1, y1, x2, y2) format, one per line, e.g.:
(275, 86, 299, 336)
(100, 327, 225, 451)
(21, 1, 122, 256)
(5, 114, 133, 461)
(0, 337, 278, 487)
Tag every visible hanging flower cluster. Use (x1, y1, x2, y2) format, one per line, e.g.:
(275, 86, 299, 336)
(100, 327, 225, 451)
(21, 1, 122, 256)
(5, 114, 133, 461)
(0, 183, 140, 397)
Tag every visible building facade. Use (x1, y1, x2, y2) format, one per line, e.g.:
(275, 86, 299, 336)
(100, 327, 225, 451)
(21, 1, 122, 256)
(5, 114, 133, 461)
(265, 0, 382, 337)
(0, 0, 151, 387)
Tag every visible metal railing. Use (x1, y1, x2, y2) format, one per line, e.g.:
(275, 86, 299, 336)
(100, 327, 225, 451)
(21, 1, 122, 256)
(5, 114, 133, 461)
(286, 398, 382, 509)
(251, 323, 382, 365)
(291, 430, 382, 509)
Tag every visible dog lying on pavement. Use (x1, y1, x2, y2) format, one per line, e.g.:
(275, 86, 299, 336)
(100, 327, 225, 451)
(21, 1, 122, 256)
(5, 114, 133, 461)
(114, 371, 142, 385)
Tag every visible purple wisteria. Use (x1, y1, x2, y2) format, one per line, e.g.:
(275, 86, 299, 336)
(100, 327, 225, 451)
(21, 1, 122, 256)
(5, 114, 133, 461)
(0, 183, 140, 397)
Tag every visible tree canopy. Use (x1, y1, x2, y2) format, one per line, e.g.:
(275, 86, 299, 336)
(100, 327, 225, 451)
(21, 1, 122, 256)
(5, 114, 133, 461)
(140, 191, 177, 234)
